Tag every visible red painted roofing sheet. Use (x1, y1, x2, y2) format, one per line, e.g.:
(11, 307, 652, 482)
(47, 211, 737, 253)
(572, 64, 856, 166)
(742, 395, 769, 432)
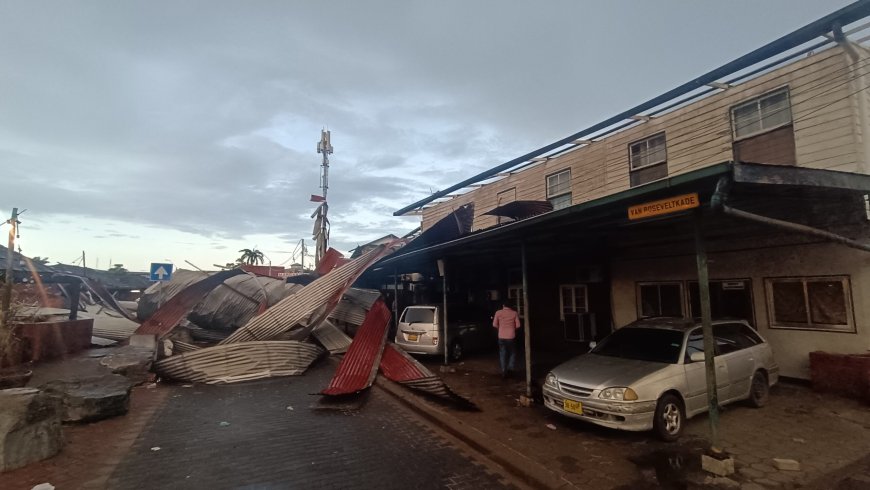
(320, 299, 391, 396)
(379, 344, 426, 382)
(135, 269, 244, 338)
(315, 248, 344, 275)
(379, 343, 476, 409)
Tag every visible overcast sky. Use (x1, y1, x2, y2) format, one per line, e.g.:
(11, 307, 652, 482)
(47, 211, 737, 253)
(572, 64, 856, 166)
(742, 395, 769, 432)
(0, 0, 852, 271)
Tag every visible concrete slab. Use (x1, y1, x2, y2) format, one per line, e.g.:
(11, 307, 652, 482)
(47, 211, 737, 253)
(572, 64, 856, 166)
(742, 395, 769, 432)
(0, 388, 63, 472)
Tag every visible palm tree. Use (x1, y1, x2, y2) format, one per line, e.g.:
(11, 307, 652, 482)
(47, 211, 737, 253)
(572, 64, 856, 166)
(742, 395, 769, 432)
(31, 256, 50, 265)
(237, 248, 265, 266)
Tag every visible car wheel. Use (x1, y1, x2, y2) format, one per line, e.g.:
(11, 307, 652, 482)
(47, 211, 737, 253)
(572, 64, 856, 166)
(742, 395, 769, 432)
(653, 394, 684, 442)
(449, 340, 463, 361)
(748, 371, 769, 408)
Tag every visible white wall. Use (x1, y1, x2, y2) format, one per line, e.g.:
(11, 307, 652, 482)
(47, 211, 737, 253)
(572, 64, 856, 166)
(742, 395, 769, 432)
(611, 239, 870, 379)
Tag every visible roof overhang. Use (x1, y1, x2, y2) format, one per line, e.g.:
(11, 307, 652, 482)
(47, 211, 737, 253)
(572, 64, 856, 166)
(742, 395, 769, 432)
(379, 163, 870, 267)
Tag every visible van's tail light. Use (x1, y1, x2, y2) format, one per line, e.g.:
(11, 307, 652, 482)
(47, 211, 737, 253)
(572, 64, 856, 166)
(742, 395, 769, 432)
(432, 336, 438, 346)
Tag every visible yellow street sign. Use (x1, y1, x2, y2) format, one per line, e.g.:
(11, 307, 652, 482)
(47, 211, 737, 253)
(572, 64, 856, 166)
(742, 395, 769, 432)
(628, 192, 700, 220)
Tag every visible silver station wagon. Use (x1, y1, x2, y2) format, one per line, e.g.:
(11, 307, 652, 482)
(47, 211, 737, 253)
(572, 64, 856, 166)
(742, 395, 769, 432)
(543, 318, 779, 440)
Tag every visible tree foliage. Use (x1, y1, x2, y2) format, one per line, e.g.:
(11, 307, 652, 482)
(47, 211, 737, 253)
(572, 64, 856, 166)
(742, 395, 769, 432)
(237, 248, 265, 266)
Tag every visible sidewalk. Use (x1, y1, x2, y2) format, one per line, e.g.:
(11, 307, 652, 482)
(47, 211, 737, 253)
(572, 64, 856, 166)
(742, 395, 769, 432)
(379, 353, 870, 489)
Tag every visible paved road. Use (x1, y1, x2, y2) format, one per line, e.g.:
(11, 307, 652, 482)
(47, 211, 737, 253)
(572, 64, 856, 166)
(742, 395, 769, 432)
(108, 360, 515, 489)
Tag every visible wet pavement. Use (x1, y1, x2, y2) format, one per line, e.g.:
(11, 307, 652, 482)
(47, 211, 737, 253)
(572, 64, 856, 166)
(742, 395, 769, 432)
(106, 359, 517, 489)
(422, 353, 870, 489)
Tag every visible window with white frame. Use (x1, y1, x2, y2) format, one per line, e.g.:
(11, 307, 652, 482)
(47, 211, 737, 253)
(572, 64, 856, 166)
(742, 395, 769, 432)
(765, 276, 855, 332)
(630, 133, 667, 170)
(731, 88, 792, 140)
(637, 282, 684, 318)
(559, 284, 588, 321)
(629, 133, 668, 187)
(508, 285, 525, 318)
(546, 169, 571, 210)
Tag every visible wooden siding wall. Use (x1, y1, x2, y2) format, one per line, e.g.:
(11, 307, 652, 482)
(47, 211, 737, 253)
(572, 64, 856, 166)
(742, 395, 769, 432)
(421, 46, 864, 231)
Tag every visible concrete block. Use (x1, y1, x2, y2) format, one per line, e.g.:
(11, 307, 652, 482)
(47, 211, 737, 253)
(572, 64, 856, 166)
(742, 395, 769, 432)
(128, 334, 157, 351)
(99, 345, 154, 384)
(772, 458, 801, 471)
(702, 454, 735, 476)
(40, 375, 132, 423)
(0, 387, 63, 472)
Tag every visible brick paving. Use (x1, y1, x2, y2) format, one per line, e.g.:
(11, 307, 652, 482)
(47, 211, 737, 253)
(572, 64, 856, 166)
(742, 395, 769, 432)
(107, 360, 517, 489)
(0, 384, 169, 489)
(424, 354, 870, 489)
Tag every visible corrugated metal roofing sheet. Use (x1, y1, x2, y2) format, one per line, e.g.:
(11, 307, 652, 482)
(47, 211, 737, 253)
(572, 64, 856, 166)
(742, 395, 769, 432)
(482, 200, 553, 221)
(320, 299, 391, 396)
(379, 344, 475, 408)
(135, 269, 245, 338)
(155, 340, 324, 384)
(311, 320, 353, 354)
(221, 242, 400, 344)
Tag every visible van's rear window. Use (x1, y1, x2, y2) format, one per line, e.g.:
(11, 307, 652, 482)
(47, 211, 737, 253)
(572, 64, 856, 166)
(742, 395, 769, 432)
(402, 308, 435, 324)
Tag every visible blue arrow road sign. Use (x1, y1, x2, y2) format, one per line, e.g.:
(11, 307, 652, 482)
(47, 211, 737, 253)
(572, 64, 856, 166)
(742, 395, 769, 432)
(150, 263, 174, 281)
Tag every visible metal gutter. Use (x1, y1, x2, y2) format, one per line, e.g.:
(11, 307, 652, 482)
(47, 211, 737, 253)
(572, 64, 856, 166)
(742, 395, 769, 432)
(394, 0, 870, 216)
(381, 163, 734, 266)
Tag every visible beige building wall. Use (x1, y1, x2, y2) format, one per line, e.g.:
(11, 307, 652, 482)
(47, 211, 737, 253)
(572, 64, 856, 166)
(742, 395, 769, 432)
(421, 45, 866, 231)
(610, 239, 870, 380)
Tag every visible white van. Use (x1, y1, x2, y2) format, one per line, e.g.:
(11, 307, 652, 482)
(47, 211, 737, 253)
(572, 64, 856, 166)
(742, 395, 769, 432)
(393, 305, 491, 361)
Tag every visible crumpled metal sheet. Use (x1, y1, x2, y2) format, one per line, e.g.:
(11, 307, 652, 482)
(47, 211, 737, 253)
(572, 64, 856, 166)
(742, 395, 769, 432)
(482, 200, 553, 221)
(221, 242, 400, 344)
(154, 340, 325, 384)
(379, 343, 475, 408)
(135, 269, 245, 338)
(320, 300, 391, 396)
(52, 274, 139, 322)
(311, 319, 353, 354)
(328, 300, 367, 327)
(327, 288, 382, 327)
(315, 248, 345, 275)
(343, 288, 381, 309)
(138, 270, 301, 332)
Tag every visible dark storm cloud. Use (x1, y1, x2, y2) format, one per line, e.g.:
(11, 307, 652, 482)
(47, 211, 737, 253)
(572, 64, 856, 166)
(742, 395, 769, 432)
(0, 1, 851, 252)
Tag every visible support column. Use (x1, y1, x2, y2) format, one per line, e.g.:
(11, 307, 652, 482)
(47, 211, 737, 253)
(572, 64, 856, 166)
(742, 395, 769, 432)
(694, 211, 720, 450)
(521, 243, 532, 398)
(67, 282, 81, 321)
(438, 258, 449, 366)
(393, 267, 399, 330)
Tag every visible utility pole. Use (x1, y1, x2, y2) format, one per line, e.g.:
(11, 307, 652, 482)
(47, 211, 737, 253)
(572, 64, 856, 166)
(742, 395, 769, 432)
(313, 129, 333, 267)
(0, 208, 20, 364)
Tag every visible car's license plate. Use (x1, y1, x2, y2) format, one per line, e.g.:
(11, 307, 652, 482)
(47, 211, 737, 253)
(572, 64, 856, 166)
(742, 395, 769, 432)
(407, 334, 419, 342)
(563, 399, 583, 415)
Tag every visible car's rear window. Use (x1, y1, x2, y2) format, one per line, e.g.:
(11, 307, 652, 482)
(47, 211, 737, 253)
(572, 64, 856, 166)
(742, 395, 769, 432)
(402, 308, 435, 324)
(591, 327, 684, 364)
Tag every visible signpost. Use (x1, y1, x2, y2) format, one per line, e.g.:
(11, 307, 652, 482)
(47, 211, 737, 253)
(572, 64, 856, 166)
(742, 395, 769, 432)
(150, 263, 174, 282)
(628, 192, 699, 220)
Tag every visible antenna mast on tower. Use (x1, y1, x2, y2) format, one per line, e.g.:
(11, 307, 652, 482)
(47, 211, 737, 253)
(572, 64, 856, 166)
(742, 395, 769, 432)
(312, 129, 333, 267)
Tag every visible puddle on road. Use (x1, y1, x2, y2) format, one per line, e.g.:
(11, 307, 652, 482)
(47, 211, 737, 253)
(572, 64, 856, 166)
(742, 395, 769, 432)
(616, 441, 706, 490)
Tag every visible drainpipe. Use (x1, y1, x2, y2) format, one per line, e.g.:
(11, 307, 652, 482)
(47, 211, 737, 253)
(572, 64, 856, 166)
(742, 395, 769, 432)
(711, 175, 870, 253)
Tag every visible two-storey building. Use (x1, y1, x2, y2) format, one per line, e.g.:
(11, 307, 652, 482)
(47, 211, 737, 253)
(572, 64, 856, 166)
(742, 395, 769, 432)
(374, 2, 870, 381)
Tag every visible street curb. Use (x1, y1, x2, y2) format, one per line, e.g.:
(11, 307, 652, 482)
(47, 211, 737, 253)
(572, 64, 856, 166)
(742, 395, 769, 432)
(375, 377, 577, 490)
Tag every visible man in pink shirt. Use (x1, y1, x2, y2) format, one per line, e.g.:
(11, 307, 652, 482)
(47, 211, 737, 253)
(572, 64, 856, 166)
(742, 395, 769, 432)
(492, 301, 521, 378)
